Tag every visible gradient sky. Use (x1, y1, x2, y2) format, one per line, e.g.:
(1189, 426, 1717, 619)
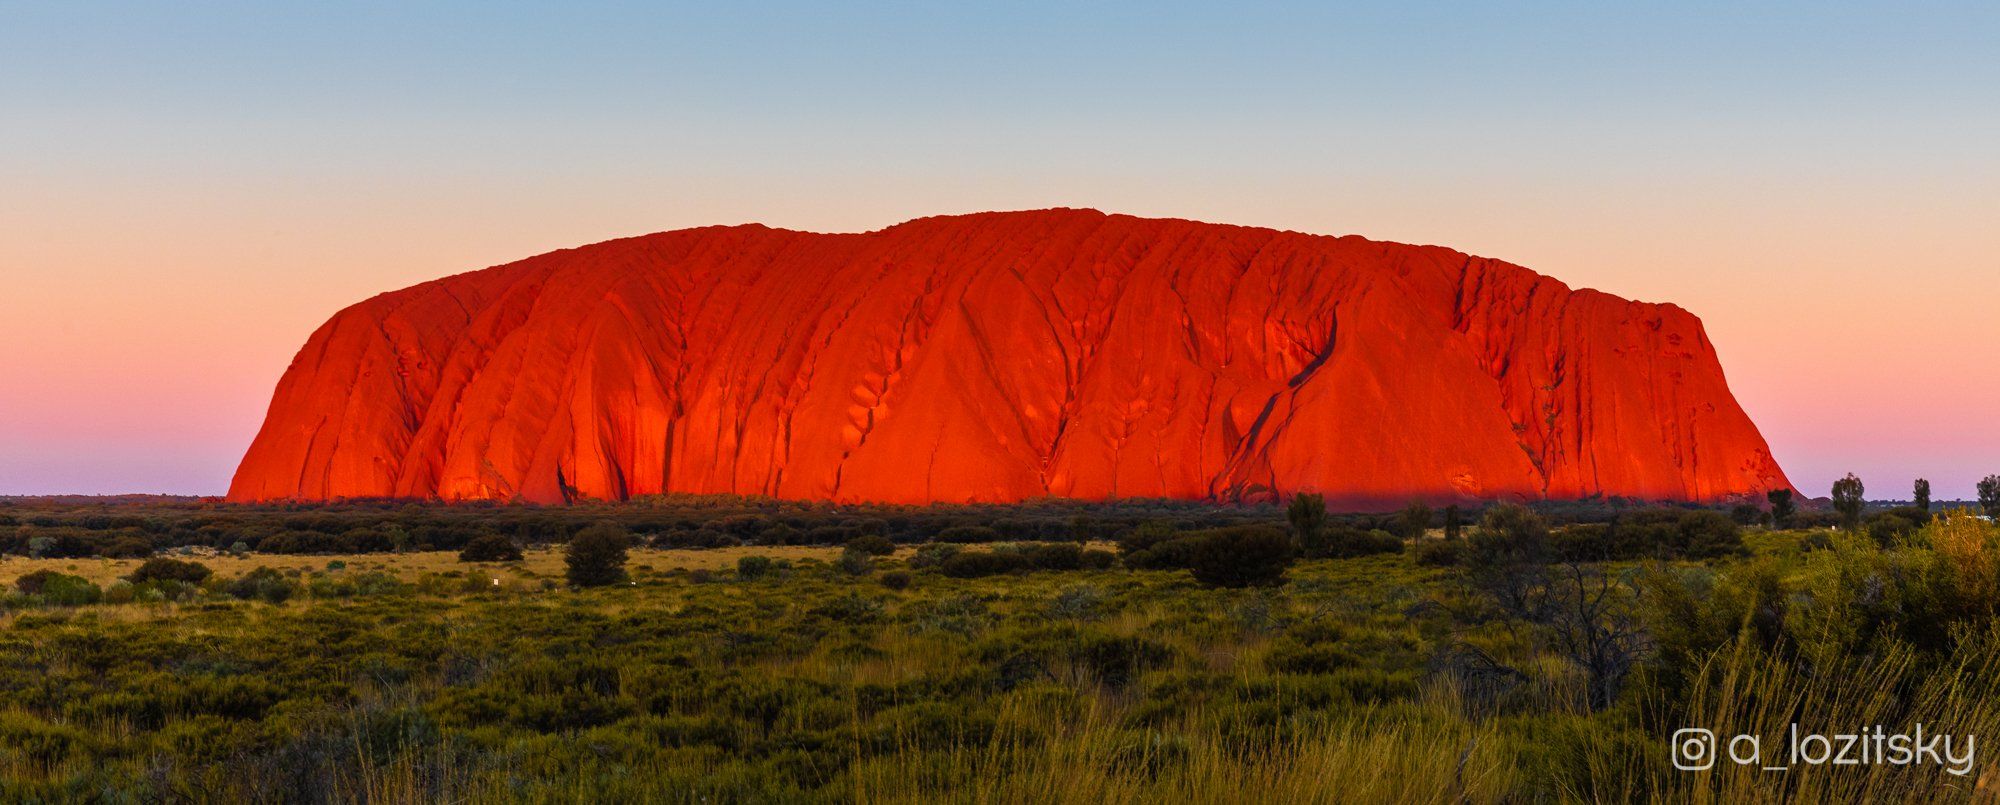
(2, 2, 1995, 499)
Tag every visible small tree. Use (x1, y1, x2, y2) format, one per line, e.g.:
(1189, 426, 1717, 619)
(1981, 475, 2000, 519)
(1444, 505, 1464, 541)
(1832, 473, 1865, 530)
(1467, 503, 1553, 619)
(1464, 504, 1647, 712)
(1287, 493, 1328, 555)
(459, 534, 523, 563)
(1398, 500, 1433, 540)
(565, 522, 631, 587)
(1914, 478, 1932, 514)
(1767, 488, 1796, 529)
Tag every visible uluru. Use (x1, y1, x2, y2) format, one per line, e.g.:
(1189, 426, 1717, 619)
(228, 209, 1791, 509)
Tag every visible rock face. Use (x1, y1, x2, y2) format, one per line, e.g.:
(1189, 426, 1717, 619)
(229, 209, 1790, 508)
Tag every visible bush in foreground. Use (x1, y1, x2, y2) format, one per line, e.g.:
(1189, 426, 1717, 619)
(1182, 526, 1296, 588)
(565, 523, 631, 587)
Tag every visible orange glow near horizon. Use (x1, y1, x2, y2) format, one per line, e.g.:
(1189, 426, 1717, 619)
(4, 178, 1995, 499)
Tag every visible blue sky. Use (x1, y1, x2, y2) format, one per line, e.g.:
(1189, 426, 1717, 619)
(2, 2, 1997, 497)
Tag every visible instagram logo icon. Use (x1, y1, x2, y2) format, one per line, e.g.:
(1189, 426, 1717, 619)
(1673, 729, 1716, 771)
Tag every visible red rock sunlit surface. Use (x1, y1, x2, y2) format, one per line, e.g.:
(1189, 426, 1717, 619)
(229, 209, 1790, 508)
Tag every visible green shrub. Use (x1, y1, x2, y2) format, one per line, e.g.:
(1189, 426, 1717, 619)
(101, 579, 135, 604)
(101, 537, 154, 559)
(908, 543, 961, 570)
(1183, 526, 1296, 588)
(836, 548, 874, 576)
(127, 558, 211, 586)
(16, 571, 100, 605)
(458, 534, 523, 563)
(14, 570, 60, 595)
(1866, 508, 1926, 547)
(878, 570, 912, 590)
(1323, 526, 1404, 558)
(225, 567, 296, 604)
(565, 522, 631, 587)
(940, 550, 1033, 578)
(1412, 538, 1467, 566)
(1552, 509, 1745, 561)
(937, 526, 1000, 544)
(133, 578, 200, 603)
(1019, 542, 1083, 571)
(1122, 534, 1200, 570)
(845, 535, 896, 556)
(1118, 522, 1181, 556)
(737, 555, 777, 579)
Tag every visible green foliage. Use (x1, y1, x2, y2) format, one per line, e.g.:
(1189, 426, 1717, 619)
(14, 570, 60, 595)
(0, 497, 1992, 801)
(1320, 526, 1404, 559)
(458, 534, 523, 562)
(14, 571, 101, 606)
(1016, 542, 1083, 570)
(1047, 585, 1108, 621)
(1183, 526, 1296, 588)
(101, 536, 154, 559)
(1472, 503, 1552, 566)
(1865, 506, 1929, 547)
(1832, 472, 1865, 528)
(979, 625, 1174, 690)
(907, 543, 960, 570)
(936, 525, 1000, 543)
(564, 522, 631, 587)
(1124, 525, 1299, 586)
(127, 557, 212, 585)
(1550, 509, 1745, 561)
(1766, 488, 1796, 528)
(736, 555, 779, 579)
(1286, 494, 1327, 555)
(1397, 500, 1432, 540)
(225, 567, 297, 604)
(844, 535, 897, 556)
(1914, 478, 1931, 513)
(939, 550, 1032, 578)
(1411, 538, 1467, 566)
(1467, 503, 1553, 616)
(1729, 503, 1764, 526)
(1981, 475, 2000, 518)
(836, 547, 875, 576)
(935, 543, 1097, 578)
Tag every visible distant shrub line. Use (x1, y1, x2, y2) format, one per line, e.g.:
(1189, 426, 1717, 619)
(0, 494, 1852, 561)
